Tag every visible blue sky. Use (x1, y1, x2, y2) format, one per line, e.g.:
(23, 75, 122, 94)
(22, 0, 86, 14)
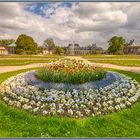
(0, 2, 140, 48)
(25, 2, 73, 17)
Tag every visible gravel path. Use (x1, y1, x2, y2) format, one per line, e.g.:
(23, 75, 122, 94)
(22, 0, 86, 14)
(0, 63, 48, 74)
(0, 56, 140, 74)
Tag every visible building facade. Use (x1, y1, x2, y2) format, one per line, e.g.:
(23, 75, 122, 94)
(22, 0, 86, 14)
(42, 48, 52, 55)
(6, 46, 16, 54)
(124, 46, 140, 54)
(63, 42, 104, 55)
(0, 47, 8, 55)
(124, 40, 140, 54)
(7, 42, 16, 54)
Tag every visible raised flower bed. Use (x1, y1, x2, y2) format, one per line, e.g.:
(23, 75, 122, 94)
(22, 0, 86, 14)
(0, 59, 140, 118)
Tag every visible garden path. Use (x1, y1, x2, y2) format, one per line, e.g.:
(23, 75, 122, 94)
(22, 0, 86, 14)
(0, 56, 140, 74)
(0, 63, 48, 74)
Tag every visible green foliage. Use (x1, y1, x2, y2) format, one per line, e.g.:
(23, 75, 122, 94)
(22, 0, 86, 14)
(15, 49, 25, 55)
(36, 67, 106, 84)
(43, 38, 55, 54)
(0, 39, 15, 46)
(54, 46, 64, 55)
(37, 46, 43, 54)
(36, 59, 106, 84)
(108, 36, 125, 54)
(16, 34, 38, 55)
(0, 69, 140, 137)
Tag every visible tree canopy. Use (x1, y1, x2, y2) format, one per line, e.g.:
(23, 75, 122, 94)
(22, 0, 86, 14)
(0, 39, 15, 46)
(54, 46, 64, 55)
(108, 36, 125, 54)
(43, 38, 55, 54)
(16, 34, 38, 55)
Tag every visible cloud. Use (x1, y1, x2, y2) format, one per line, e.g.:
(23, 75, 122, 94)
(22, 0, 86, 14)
(0, 2, 140, 49)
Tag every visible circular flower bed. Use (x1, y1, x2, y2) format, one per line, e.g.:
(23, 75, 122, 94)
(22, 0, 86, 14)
(36, 58, 106, 84)
(0, 59, 140, 118)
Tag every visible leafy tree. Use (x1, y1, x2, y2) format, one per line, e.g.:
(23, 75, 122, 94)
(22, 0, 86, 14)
(15, 49, 25, 55)
(54, 46, 64, 55)
(16, 34, 38, 55)
(43, 38, 55, 54)
(37, 46, 43, 54)
(108, 36, 125, 54)
(0, 39, 15, 46)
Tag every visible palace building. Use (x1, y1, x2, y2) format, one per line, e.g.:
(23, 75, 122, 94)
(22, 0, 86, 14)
(63, 42, 104, 55)
(124, 40, 140, 55)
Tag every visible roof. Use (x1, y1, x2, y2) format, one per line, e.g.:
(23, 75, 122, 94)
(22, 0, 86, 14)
(8, 42, 16, 47)
(0, 47, 6, 50)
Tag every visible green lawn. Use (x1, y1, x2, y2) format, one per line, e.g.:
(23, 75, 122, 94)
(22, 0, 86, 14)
(0, 59, 57, 66)
(0, 54, 63, 58)
(83, 54, 140, 59)
(0, 69, 140, 137)
(82, 55, 140, 66)
(0, 55, 63, 66)
(88, 59, 140, 67)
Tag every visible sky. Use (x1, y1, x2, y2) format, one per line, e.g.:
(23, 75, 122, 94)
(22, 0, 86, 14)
(0, 2, 140, 49)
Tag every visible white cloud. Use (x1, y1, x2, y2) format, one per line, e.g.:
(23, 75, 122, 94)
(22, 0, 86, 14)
(0, 2, 140, 49)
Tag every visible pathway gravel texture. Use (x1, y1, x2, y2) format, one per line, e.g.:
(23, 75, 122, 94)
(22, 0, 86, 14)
(0, 63, 48, 74)
(0, 56, 140, 74)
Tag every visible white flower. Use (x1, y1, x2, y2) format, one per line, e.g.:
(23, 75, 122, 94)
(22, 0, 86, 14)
(57, 109, 64, 114)
(22, 104, 32, 110)
(42, 110, 48, 115)
(91, 113, 95, 117)
(93, 107, 98, 112)
(108, 106, 114, 111)
(76, 111, 83, 117)
(3, 96, 9, 102)
(126, 101, 131, 106)
(120, 103, 126, 109)
(8, 100, 14, 106)
(115, 105, 121, 110)
(102, 102, 108, 107)
(16, 102, 21, 107)
(85, 109, 90, 115)
(67, 109, 73, 116)
(96, 111, 101, 116)
(33, 107, 39, 113)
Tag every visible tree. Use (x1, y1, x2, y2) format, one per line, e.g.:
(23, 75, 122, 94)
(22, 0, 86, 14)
(108, 36, 125, 54)
(37, 46, 43, 54)
(0, 39, 15, 46)
(54, 46, 64, 55)
(16, 34, 38, 55)
(43, 38, 55, 54)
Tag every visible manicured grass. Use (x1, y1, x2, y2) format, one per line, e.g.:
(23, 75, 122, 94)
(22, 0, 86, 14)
(88, 59, 140, 67)
(0, 59, 57, 66)
(0, 54, 63, 58)
(83, 54, 140, 59)
(0, 69, 140, 137)
(0, 55, 63, 66)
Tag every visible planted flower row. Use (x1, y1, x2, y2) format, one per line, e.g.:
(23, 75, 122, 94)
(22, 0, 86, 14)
(36, 58, 106, 84)
(1, 71, 140, 118)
